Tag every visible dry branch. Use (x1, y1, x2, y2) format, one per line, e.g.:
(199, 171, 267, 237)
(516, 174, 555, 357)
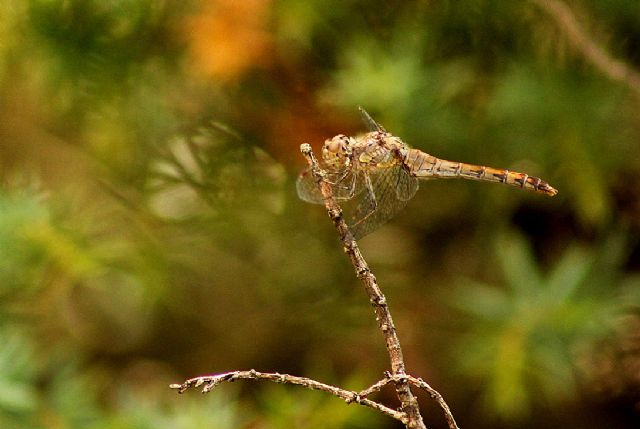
(405, 375, 459, 429)
(170, 370, 406, 423)
(299, 143, 425, 429)
(170, 143, 460, 429)
(299, 143, 459, 429)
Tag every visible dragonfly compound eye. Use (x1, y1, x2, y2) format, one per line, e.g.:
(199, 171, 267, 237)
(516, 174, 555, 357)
(325, 135, 347, 154)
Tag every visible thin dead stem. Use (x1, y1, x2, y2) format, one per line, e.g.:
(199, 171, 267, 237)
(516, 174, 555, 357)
(170, 143, 460, 429)
(170, 370, 407, 424)
(298, 143, 458, 429)
(531, 0, 640, 99)
(405, 375, 459, 429)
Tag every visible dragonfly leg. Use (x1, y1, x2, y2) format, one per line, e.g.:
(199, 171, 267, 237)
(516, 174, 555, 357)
(363, 173, 377, 212)
(343, 172, 358, 199)
(320, 168, 358, 199)
(324, 169, 352, 189)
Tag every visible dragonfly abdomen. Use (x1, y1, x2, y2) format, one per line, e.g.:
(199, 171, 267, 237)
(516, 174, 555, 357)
(405, 149, 557, 196)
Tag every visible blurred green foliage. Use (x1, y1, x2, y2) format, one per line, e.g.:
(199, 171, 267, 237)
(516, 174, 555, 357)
(1, 0, 639, 428)
(450, 229, 630, 419)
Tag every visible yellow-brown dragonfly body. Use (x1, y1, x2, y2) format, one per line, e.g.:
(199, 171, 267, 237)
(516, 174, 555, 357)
(297, 108, 557, 238)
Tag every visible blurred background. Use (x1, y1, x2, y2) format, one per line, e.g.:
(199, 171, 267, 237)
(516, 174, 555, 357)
(1, 0, 639, 428)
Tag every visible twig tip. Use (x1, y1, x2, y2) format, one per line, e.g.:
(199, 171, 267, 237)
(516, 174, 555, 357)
(300, 143, 312, 153)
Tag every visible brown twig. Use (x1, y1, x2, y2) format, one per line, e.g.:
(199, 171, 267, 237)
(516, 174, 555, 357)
(300, 143, 459, 429)
(299, 143, 425, 429)
(170, 370, 407, 424)
(357, 372, 394, 398)
(170, 143, 460, 429)
(530, 0, 640, 99)
(405, 375, 459, 429)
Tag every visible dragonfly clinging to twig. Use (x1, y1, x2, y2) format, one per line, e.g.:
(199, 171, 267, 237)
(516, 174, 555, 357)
(297, 108, 557, 239)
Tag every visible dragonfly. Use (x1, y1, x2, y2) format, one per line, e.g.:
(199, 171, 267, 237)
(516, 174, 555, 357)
(297, 108, 557, 239)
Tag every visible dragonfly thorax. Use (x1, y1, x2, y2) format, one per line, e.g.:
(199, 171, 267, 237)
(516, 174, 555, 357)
(322, 134, 354, 170)
(356, 132, 408, 167)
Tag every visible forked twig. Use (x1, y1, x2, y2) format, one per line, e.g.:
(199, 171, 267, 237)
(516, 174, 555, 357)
(299, 143, 458, 429)
(405, 375, 459, 429)
(170, 370, 406, 423)
(299, 143, 425, 429)
(170, 143, 459, 429)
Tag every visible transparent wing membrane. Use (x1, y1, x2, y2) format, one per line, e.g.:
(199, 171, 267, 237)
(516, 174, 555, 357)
(295, 168, 324, 204)
(296, 167, 363, 204)
(349, 164, 418, 239)
(359, 107, 386, 133)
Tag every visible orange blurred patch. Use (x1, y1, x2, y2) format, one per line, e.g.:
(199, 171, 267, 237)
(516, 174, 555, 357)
(184, 0, 273, 81)
(260, 103, 359, 165)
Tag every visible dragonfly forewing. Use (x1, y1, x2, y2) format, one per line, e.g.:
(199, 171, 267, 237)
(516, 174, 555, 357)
(296, 168, 324, 204)
(358, 106, 386, 133)
(296, 166, 365, 204)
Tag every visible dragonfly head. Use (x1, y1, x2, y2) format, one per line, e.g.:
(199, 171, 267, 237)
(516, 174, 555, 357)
(322, 134, 353, 169)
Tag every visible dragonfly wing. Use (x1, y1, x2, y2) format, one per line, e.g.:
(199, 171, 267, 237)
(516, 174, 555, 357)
(296, 167, 361, 204)
(296, 167, 324, 204)
(349, 164, 415, 239)
(358, 107, 386, 133)
(395, 167, 419, 201)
